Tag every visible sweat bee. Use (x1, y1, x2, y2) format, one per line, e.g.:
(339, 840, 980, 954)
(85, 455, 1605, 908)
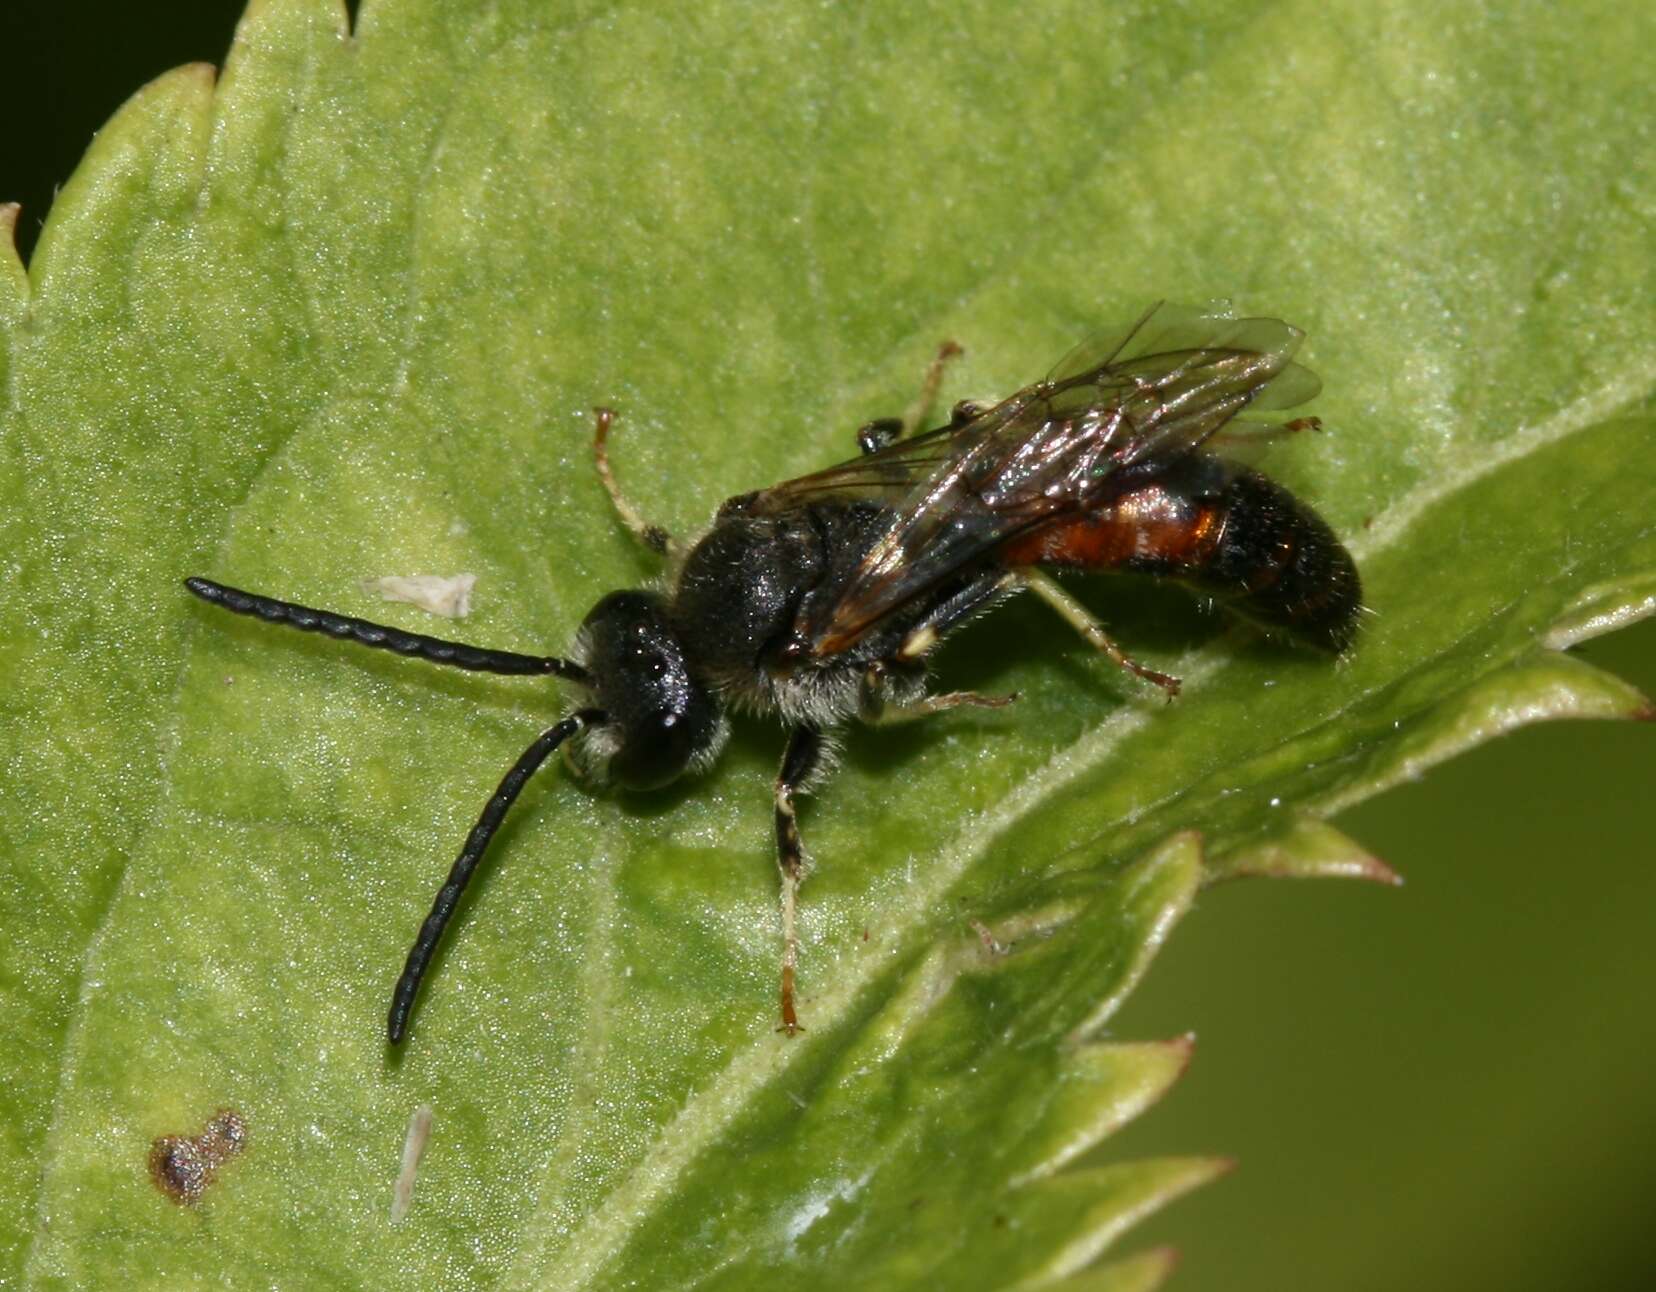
(186, 302, 1361, 1042)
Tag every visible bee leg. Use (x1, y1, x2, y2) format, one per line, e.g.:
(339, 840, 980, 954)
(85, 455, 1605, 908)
(891, 570, 1021, 667)
(854, 340, 968, 454)
(859, 659, 1018, 724)
(856, 417, 904, 456)
(1019, 569, 1182, 700)
(858, 571, 1023, 723)
(591, 407, 680, 559)
(901, 339, 965, 435)
(774, 725, 826, 1036)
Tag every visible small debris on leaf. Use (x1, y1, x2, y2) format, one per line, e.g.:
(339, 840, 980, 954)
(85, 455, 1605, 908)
(970, 919, 1007, 956)
(362, 573, 476, 618)
(390, 1104, 435, 1222)
(148, 1108, 247, 1205)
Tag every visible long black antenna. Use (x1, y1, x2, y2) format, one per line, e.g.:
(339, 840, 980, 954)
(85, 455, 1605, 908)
(386, 709, 605, 1044)
(183, 577, 590, 682)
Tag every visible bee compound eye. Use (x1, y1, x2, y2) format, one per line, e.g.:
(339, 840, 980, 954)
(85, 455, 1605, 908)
(610, 707, 697, 792)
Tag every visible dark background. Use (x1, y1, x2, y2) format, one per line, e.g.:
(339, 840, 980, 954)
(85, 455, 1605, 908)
(3, 4, 1652, 1289)
(0, 4, 253, 263)
(1117, 620, 1656, 1291)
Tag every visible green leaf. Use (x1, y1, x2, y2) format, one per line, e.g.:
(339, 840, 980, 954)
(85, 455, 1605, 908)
(2, 1, 1651, 1288)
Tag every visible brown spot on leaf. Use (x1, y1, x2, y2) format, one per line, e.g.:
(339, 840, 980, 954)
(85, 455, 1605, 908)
(149, 1108, 247, 1205)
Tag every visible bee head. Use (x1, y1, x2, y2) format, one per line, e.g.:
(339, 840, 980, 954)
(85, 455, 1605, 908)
(566, 590, 727, 790)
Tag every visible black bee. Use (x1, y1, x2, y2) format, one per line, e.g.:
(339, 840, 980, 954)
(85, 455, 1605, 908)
(184, 302, 1361, 1043)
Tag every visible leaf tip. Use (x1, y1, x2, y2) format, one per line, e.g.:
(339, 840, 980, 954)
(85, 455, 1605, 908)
(235, 0, 355, 50)
(1127, 1243, 1183, 1282)
(1350, 851, 1404, 886)
(1542, 579, 1656, 651)
(1010, 1036, 1203, 1187)
(1018, 1157, 1233, 1285)
(0, 201, 21, 293)
(1209, 817, 1399, 886)
(1070, 1244, 1183, 1292)
(178, 60, 221, 90)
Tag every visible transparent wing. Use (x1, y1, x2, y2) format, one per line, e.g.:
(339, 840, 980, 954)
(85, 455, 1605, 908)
(793, 407, 1111, 652)
(740, 420, 970, 514)
(771, 305, 1321, 654)
(1042, 302, 1318, 459)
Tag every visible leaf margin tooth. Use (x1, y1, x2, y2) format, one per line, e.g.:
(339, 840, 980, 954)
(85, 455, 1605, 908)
(0, 203, 24, 306)
(1067, 831, 1203, 1046)
(1208, 815, 1400, 886)
(1543, 571, 1656, 651)
(1007, 1035, 1197, 1188)
(1317, 649, 1652, 820)
(1006, 1157, 1235, 1291)
(1037, 1244, 1182, 1292)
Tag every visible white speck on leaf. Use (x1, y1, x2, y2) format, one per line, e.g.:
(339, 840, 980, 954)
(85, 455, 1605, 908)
(781, 1171, 873, 1255)
(362, 573, 476, 618)
(390, 1104, 435, 1223)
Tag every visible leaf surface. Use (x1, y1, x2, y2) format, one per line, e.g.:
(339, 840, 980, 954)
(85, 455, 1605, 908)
(1, 0, 1651, 1287)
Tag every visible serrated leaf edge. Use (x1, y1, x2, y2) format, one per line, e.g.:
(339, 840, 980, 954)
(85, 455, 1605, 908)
(1009, 1158, 1234, 1291)
(1315, 650, 1650, 820)
(0, 203, 24, 306)
(1210, 815, 1400, 885)
(508, 835, 1203, 1288)
(1047, 1245, 1180, 1292)
(7, 4, 1651, 1285)
(1007, 1036, 1196, 1188)
(1544, 574, 1656, 651)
